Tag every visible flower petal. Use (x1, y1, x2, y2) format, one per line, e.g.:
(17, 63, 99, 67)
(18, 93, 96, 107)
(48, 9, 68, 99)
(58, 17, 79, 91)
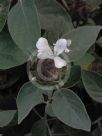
(54, 57, 67, 68)
(36, 37, 49, 50)
(67, 39, 72, 47)
(36, 37, 53, 59)
(54, 39, 67, 56)
(65, 48, 70, 53)
(37, 51, 54, 59)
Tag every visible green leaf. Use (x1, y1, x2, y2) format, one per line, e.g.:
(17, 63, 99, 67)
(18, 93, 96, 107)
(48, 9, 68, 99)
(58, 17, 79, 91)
(75, 53, 95, 69)
(45, 103, 55, 117)
(52, 88, 91, 131)
(17, 82, 43, 124)
(44, 16, 72, 44)
(65, 65, 81, 88)
(0, 32, 27, 69)
(86, 0, 102, 9)
(92, 127, 101, 136)
(35, 0, 73, 30)
(0, 66, 24, 89)
(86, 18, 96, 26)
(0, 110, 16, 127)
(0, 0, 11, 32)
(8, 0, 41, 54)
(92, 120, 102, 136)
(63, 26, 101, 62)
(82, 70, 102, 103)
(35, 0, 73, 43)
(32, 119, 49, 136)
(63, 125, 92, 136)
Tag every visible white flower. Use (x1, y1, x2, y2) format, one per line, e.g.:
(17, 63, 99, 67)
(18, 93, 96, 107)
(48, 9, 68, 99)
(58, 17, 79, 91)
(36, 37, 71, 68)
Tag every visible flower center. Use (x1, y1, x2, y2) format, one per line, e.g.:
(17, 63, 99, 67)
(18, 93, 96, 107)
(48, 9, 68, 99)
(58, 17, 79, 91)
(30, 58, 66, 83)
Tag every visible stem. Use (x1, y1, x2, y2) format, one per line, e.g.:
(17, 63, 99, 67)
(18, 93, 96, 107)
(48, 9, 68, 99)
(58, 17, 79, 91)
(92, 116, 102, 125)
(98, 121, 102, 134)
(48, 118, 57, 122)
(44, 114, 52, 136)
(61, 0, 70, 11)
(33, 108, 43, 119)
(46, 122, 52, 136)
(55, 85, 61, 92)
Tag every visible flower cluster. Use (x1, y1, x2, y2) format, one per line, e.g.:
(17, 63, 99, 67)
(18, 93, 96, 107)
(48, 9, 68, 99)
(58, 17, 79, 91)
(36, 38, 71, 68)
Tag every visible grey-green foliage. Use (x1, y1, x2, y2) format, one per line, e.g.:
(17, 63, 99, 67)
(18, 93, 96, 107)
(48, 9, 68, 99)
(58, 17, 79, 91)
(0, 110, 16, 127)
(75, 53, 95, 69)
(82, 70, 102, 103)
(8, 0, 41, 54)
(17, 82, 43, 124)
(66, 65, 81, 88)
(63, 26, 101, 62)
(0, 32, 27, 69)
(32, 119, 49, 136)
(35, 0, 73, 43)
(0, 0, 101, 133)
(35, 0, 73, 29)
(52, 88, 91, 131)
(0, 0, 11, 32)
(63, 125, 92, 136)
